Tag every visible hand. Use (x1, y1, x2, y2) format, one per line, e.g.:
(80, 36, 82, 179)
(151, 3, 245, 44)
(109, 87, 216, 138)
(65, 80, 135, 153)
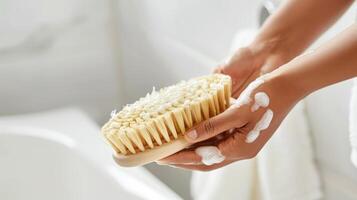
(217, 45, 287, 98)
(158, 73, 302, 171)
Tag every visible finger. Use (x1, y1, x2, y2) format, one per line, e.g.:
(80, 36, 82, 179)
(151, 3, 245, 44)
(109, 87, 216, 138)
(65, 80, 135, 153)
(225, 66, 249, 97)
(217, 109, 272, 160)
(232, 70, 260, 98)
(189, 131, 231, 148)
(158, 143, 228, 165)
(231, 79, 243, 98)
(169, 160, 234, 172)
(213, 66, 223, 73)
(217, 131, 253, 160)
(184, 107, 247, 143)
(157, 149, 202, 165)
(245, 108, 273, 143)
(164, 121, 257, 166)
(248, 110, 280, 151)
(219, 67, 242, 98)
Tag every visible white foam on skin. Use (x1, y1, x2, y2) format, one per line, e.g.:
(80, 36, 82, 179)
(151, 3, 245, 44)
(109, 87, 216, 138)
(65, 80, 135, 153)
(251, 92, 270, 112)
(246, 109, 274, 143)
(231, 78, 264, 107)
(195, 146, 225, 166)
(227, 75, 274, 143)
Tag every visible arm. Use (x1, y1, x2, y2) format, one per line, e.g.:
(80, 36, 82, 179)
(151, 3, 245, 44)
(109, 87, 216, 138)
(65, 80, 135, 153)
(159, 24, 357, 171)
(250, 0, 354, 71)
(273, 24, 357, 100)
(217, 0, 354, 98)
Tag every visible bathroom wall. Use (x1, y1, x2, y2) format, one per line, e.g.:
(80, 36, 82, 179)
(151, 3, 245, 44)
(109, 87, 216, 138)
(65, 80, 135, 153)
(0, 0, 123, 123)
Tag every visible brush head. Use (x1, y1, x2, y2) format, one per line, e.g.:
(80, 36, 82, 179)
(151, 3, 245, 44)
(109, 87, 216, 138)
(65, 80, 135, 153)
(101, 74, 232, 167)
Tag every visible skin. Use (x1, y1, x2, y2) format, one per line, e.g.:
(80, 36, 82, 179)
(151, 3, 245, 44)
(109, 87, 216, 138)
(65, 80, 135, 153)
(157, 0, 357, 171)
(217, 0, 354, 98)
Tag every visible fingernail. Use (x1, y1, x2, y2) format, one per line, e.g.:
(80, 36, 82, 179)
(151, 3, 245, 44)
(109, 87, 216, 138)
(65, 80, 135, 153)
(186, 130, 197, 140)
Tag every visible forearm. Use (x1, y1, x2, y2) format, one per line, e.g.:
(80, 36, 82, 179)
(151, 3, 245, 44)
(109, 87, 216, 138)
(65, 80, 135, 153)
(249, 0, 354, 67)
(271, 24, 357, 101)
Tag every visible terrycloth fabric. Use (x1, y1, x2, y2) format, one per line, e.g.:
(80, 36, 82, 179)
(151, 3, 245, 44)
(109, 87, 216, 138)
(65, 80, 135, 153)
(350, 78, 357, 167)
(350, 9, 357, 168)
(191, 103, 322, 200)
(191, 30, 322, 200)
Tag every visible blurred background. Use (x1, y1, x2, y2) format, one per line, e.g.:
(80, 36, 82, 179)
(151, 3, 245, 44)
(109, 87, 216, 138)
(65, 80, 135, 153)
(1, 0, 357, 199)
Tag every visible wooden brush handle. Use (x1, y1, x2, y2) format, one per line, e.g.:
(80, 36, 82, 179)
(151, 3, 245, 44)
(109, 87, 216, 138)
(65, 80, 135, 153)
(113, 136, 190, 167)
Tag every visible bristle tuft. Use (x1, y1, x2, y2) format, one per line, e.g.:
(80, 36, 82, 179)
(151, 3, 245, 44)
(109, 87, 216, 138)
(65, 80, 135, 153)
(102, 74, 232, 155)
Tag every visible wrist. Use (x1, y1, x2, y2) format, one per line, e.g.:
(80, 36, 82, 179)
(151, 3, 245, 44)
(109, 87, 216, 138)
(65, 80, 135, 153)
(247, 36, 294, 73)
(263, 67, 307, 105)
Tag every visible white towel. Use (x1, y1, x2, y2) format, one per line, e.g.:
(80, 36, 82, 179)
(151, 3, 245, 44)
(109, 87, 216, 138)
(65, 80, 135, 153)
(349, 78, 357, 167)
(350, 2, 357, 168)
(191, 30, 322, 200)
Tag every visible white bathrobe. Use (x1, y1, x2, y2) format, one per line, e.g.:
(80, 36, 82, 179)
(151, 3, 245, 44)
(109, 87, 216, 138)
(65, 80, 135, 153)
(350, 79, 357, 167)
(191, 103, 322, 200)
(350, 10, 357, 168)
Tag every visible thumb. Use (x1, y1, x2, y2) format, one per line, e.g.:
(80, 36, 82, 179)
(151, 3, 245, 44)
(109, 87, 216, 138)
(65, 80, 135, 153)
(184, 107, 246, 143)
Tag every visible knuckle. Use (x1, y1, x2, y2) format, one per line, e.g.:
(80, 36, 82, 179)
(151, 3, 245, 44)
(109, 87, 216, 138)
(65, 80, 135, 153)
(202, 119, 215, 136)
(232, 132, 242, 142)
(239, 124, 252, 134)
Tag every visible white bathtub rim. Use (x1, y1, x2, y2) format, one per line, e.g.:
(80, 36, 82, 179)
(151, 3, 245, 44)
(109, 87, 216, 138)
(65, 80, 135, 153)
(0, 108, 182, 200)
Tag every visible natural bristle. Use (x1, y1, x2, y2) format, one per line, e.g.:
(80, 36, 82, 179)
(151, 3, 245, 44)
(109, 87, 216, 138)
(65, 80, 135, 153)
(101, 74, 232, 158)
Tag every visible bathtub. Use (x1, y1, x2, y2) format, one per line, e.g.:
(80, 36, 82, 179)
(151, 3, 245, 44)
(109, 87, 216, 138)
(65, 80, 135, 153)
(0, 108, 181, 200)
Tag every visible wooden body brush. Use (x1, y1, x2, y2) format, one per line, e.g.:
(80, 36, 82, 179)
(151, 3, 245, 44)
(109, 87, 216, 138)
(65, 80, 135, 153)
(101, 74, 232, 167)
